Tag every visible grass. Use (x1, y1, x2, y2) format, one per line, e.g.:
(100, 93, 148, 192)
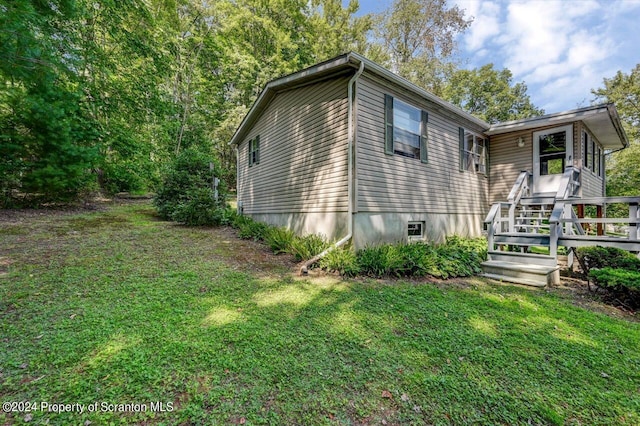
(1, 201, 640, 425)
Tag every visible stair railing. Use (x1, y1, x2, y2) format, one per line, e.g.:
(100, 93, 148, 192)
(555, 166, 581, 200)
(507, 171, 532, 232)
(549, 166, 582, 258)
(485, 171, 532, 251)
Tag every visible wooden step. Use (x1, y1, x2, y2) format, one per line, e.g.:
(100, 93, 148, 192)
(481, 260, 560, 287)
(517, 212, 549, 217)
(493, 234, 551, 246)
(520, 196, 556, 206)
(514, 224, 550, 229)
(487, 250, 557, 267)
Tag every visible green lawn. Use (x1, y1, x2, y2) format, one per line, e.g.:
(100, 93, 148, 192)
(1, 201, 639, 425)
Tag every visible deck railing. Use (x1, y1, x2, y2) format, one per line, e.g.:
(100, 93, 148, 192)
(485, 171, 532, 251)
(487, 166, 640, 262)
(549, 196, 640, 253)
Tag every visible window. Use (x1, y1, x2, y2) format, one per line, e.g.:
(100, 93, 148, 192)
(538, 129, 566, 175)
(459, 128, 488, 175)
(408, 221, 425, 241)
(584, 131, 603, 176)
(384, 94, 428, 163)
(248, 135, 260, 167)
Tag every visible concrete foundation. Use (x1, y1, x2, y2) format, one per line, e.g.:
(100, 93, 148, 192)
(247, 212, 349, 242)
(352, 212, 484, 250)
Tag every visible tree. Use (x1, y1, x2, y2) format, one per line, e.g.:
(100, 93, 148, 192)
(442, 64, 544, 123)
(0, 0, 100, 204)
(375, 0, 472, 95)
(592, 65, 640, 200)
(0, 0, 372, 204)
(74, 0, 175, 193)
(308, 0, 373, 60)
(592, 65, 640, 142)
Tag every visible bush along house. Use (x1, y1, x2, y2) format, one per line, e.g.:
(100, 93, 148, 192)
(229, 52, 637, 286)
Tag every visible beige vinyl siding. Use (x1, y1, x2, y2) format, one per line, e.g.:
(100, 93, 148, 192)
(488, 130, 533, 203)
(488, 122, 600, 203)
(576, 122, 606, 197)
(237, 76, 350, 214)
(356, 75, 489, 215)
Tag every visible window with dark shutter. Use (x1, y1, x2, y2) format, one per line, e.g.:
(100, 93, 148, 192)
(385, 95, 426, 161)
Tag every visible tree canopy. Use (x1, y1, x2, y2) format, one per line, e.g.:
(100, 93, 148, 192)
(592, 64, 640, 199)
(375, 0, 471, 95)
(0, 0, 549, 206)
(442, 64, 545, 124)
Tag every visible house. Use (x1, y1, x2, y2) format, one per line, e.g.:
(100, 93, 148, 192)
(230, 52, 637, 285)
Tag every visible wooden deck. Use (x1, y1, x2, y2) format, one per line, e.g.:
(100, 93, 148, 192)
(483, 168, 640, 287)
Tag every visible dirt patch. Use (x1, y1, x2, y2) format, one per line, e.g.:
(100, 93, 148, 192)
(0, 196, 146, 225)
(206, 226, 298, 276)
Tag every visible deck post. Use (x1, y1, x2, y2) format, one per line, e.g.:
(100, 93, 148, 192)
(630, 203, 639, 241)
(564, 204, 573, 236)
(508, 203, 515, 233)
(597, 205, 604, 236)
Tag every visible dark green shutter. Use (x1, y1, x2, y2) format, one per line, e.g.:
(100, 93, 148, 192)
(384, 94, 394, 155)
(255, 135, 260, 164)
(583, 133, 588, 168)
(420, 110, 428, 163)
(248, 139, 252, 167)
(484, 138, 490, 177)
(458, 127, 465, 171)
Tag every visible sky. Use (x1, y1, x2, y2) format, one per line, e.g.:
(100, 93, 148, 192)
(355, 0, 640, 113)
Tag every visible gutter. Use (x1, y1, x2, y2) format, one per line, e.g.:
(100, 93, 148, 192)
(300, 59, 365, 274)
(234, 145, 241, 213)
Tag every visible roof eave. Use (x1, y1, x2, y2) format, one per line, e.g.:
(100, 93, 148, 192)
(228, 54, 357, 146)
(486, 104, 629, 150)
(229, 52, 490, 146)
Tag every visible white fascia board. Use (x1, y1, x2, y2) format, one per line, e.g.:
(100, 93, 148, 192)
(486, 104, 628, 149)
(229, 52, 491, 146)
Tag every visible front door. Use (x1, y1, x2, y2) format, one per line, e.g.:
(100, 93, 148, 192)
(533, 124, 573, 194)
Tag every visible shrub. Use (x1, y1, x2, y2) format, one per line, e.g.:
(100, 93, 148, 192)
(356, 244, 392, 277)
(154, 148, 227, 226)
(264, 227, 295, 254)
(289, 234, 330, 261)
(237, 219, 269, 241)
(589, 268, 640, 291)
(576, 246, 640, 271)
(432, 236, 487, 278)
(169, 187, 219, 226)
(355, 237, 487, 279)
(576, 246, 640, 309)
(320, 246, 360, 277)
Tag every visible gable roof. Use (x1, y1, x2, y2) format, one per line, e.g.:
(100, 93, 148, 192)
(229, 52, 489, 146)
(486, 104, 629, 150)
(229, 52, 629, 151)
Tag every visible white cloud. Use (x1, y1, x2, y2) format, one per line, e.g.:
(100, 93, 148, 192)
(451, 0, 637, 111)
(458, 0, 502, 51)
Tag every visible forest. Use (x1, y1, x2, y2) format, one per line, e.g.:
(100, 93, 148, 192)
(1, 0, 637, 207)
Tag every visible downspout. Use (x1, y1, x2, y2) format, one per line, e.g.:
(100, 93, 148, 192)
(234, 146, 242, 214)
(300, 60, 364, 274)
